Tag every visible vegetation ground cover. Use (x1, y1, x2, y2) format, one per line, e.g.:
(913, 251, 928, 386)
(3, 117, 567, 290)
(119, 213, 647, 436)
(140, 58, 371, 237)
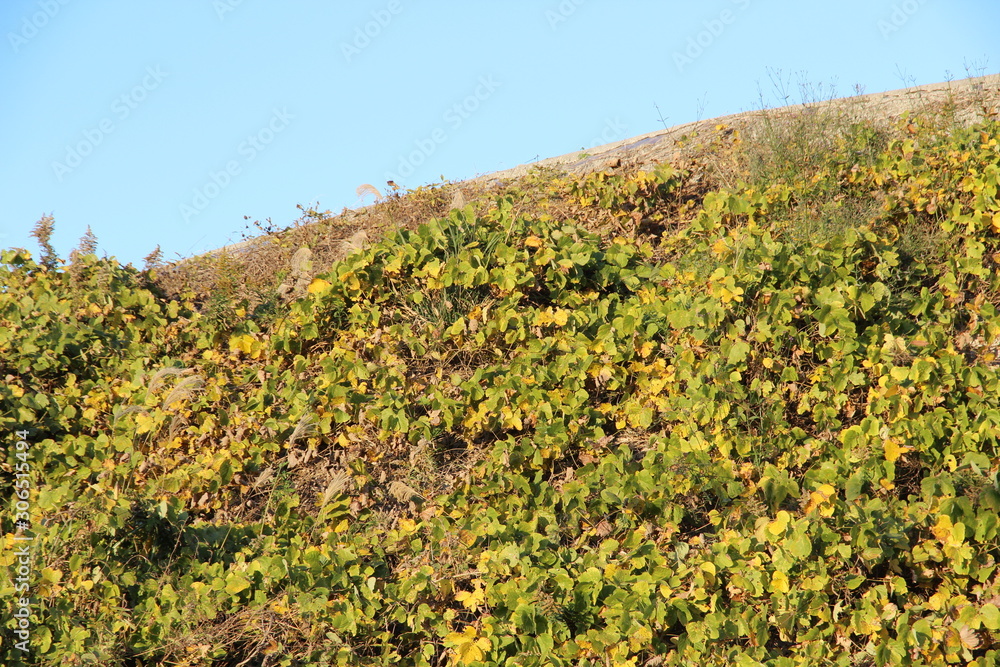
(3, 89, 1000, 666)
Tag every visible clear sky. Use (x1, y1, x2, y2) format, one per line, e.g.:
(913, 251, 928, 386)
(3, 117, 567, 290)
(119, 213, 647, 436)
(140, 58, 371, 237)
(1, 1, 997, 267)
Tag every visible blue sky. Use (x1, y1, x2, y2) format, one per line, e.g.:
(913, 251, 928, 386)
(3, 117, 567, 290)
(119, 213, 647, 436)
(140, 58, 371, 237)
(1, 1, 997, 267)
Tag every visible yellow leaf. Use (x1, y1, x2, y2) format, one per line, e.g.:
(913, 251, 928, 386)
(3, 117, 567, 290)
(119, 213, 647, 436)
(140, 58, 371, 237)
(307, 278, 332, 294)
(384, 256, 402, 275)
(804, 483, 836, 514)
(711, 238, 729, 256)
(457, 641, 485, 664)
(534, 308, 568, 327)
(950, 522, 967, 547)
(647, 376, 667, 395)
(931, 514, 953, 543)
(533, 246, 556, 266)
(771, 570, 789, 593)
(333, 518, 349, 533)
(719, 286, 744, 304)
(931, 515, 966, 548)
(445, 626, 491, 665)
(455, 581, 486, 611)
(816, 483, 835, 497)
(398, 518, 417, 534)
(40, 568, 62, 583)
(338, 270, 361, 291)
(927, 590, 948, 611)
(767, 510, 790, 535)
(500, 406, 523, 430)
(424, 259, 443, 278)
(228, 333, 256, 355)
(524, 235, 544, 248)
(135, 411, 156, 435)
(883, 438, 912, 463)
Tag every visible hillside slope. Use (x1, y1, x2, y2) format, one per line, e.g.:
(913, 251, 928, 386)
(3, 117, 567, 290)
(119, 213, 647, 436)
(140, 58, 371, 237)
(3, 75, 1000, 666)
(151, 73, 1000, 309)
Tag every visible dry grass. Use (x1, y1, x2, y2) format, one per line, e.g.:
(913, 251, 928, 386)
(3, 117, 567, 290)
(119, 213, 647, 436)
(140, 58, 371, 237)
(151, 179, 508, 320)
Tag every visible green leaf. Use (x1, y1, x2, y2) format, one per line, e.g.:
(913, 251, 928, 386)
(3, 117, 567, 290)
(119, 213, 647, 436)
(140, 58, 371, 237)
(225, 575, 251, 595)
(727, 339, 751, 365)
(860, 291, 875, 313)
(787, 527, 812, 559)
(981, 603, 1000, 630)
(845, 472, 866, 501)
